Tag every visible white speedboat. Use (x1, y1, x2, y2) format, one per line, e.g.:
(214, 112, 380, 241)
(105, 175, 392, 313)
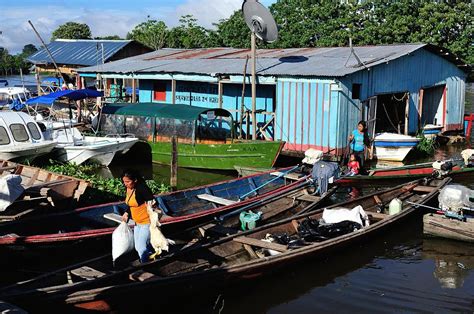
(0, 87, 32, 110)
(44, 125, 138, 166)
(373, 133, 420, 162)
(422, 124, 443, 139)
(0, 112, 56, 162)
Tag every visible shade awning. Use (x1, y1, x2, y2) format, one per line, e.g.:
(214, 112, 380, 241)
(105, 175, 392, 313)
(26, 89, 103, 105)
(102, 103, 232, 121)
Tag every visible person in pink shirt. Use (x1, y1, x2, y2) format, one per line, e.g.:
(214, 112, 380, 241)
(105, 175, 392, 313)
(347, 153, 360, 176)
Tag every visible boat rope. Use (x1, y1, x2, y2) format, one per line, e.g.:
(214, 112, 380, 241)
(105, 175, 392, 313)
(381, 102, 400, 133)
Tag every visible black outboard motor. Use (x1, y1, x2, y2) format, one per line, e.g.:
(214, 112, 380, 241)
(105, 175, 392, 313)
(432, 160, 454, 178)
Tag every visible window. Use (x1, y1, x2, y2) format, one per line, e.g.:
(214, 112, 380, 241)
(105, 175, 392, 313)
(27, 122, 42, 140)
(352, 83, 361, 100)
(0, 127, 10, 145)
(153, 81, 167, 102)
(10, 124, 29, 142)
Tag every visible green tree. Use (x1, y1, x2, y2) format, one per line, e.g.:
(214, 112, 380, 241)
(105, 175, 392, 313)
(51, 22, 92, 40)
(212, 12, 250, 48)
(167, 15, 210, 48)
(21, 44, 38, 57)
(127, 20, 168, 50)
(94, 35, 122, 40)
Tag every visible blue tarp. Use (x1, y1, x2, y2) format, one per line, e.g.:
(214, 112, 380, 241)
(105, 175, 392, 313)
(26, 89, 103, 105)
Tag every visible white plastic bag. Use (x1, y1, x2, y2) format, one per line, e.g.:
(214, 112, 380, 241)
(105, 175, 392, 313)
(322, 205, 369, 227)
(112, 221, 134, 262)
(0, 174, 24, 211)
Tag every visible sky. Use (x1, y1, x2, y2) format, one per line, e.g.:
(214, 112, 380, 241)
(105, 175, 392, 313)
(0, 0, 276, 54)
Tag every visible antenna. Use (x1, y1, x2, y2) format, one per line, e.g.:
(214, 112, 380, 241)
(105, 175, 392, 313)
(345, 37, 368, 70)
(242, 0, 278, 140)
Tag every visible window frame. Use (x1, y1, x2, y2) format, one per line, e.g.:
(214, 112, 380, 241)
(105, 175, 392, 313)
(0, 126, 11, 145)
(9, 123, 30, 142)
(27, 122, 42, 140)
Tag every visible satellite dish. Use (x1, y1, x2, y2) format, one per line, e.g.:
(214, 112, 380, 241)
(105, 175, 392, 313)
(242, 0, 278, 43)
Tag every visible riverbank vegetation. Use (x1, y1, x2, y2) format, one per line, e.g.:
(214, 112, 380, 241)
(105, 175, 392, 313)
(0, 0, 472, 77)
(44, 161, 170, 206)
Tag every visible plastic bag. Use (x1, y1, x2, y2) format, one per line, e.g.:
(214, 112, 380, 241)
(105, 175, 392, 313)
(322, 205, 369, 227)
(438, 184, 473, 211)
(0, 174, 24, 211)
(112, 221, 134, 262)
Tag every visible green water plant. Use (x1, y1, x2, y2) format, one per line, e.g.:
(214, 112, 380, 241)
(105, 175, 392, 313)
(44, 161, 170, 206)
(415, 132, 437, 155)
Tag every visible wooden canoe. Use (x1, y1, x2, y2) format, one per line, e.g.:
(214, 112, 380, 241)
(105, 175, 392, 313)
(423, 213, 474, 243)
(0, 160, 88, 222)
(0, 177, 450, 312)
(0, 167, 310, 247)
(336, 162, 474, 185)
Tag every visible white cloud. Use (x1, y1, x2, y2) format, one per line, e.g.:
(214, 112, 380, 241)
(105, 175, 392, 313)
(0, 0, 277, 54)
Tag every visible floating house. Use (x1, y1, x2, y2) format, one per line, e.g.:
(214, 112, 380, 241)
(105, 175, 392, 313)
(28, 39, 152, 89)
(76, 44, 469, 157)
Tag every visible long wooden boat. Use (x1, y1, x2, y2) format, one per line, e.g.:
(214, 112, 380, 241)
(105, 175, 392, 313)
(0, 160, 88, 221)
(99, 103, 284, 170)
(0, 177, 450, 312)
(336, 162, 474, 185)
(423, 213, 474, 243)
(0, 168, 311, 247)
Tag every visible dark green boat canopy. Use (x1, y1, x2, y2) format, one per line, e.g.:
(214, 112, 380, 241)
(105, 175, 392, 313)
(100, 102, 234, 143)
(102, 102, 232, 121)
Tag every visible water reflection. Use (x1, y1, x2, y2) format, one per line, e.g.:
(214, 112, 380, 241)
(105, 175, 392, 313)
(422, 238, 474, 289)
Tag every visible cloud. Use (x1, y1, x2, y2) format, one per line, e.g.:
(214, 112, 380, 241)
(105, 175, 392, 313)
(0, 0, 277, 54)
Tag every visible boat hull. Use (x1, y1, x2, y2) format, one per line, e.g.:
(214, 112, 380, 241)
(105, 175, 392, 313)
(54, 137, 138, 166)
(423, 213, 474, 243)
(149, 140, 284, 170)
(0, 141, 56, 163)
(374, 133, 420, 161)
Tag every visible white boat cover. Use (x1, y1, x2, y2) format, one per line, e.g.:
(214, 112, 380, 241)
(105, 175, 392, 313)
(0, 174, 24, 211)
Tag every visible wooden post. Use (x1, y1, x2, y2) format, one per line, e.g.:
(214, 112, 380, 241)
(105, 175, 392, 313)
(131, 78, 136, 103)
(171, 79, 176, 104)
(170, 136, 178, 191)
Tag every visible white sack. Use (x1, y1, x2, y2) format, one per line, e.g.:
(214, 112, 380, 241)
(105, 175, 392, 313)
(0, 174, 24, 211)
(112, 221, 134, 262)
(322, 205, 369, 227)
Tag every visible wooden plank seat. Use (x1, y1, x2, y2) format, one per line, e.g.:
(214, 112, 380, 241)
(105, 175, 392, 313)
(197, 194, 237, 206)
(296, 194, 321, 202)
(69, 266, 106, 280)
(103, 213, 135, 226)
(412, 186, 436, 193)
(129, 270, 156, 282)
(367, 211, 389, 220)
(270, 172, 303, 181)
(233, 236, 288, 252)
(0, 166, 18, 173)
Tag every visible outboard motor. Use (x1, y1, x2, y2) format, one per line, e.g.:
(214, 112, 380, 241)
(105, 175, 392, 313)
(432, 160, 453, 178)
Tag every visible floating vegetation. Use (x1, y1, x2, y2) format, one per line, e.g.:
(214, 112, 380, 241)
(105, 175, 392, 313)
(415, 133, 437, 155)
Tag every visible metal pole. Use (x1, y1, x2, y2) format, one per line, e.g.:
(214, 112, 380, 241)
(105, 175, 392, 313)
(251, 31, 257, 140)
(28, 20, 67, 84)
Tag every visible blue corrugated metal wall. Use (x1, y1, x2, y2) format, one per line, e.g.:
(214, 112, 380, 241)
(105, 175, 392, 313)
(275, 79, 340, 153)
(138, 79, 275, 138)
(341, 49, 467, 134)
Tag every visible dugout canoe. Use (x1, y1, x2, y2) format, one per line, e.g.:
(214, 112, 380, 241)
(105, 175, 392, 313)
(0, 167, 310, 247)
(0, 177, 450, 312)
(0, 160, 88, 222)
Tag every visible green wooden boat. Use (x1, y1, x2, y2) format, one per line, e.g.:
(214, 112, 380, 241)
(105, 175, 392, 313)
(100, 103, 284, 170)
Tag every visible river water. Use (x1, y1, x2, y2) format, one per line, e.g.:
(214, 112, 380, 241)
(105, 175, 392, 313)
(2, 75, 474, 313)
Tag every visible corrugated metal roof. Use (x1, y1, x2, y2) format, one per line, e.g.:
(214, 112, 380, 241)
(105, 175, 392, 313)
(76, 44, 469, 77)
(28, 39, 133, 66)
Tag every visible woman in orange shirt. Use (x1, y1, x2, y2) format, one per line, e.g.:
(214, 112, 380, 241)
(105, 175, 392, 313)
(121, 169, 156, 263)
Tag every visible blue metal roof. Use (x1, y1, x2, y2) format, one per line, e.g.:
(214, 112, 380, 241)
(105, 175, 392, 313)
(28, 39, 133, 66)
